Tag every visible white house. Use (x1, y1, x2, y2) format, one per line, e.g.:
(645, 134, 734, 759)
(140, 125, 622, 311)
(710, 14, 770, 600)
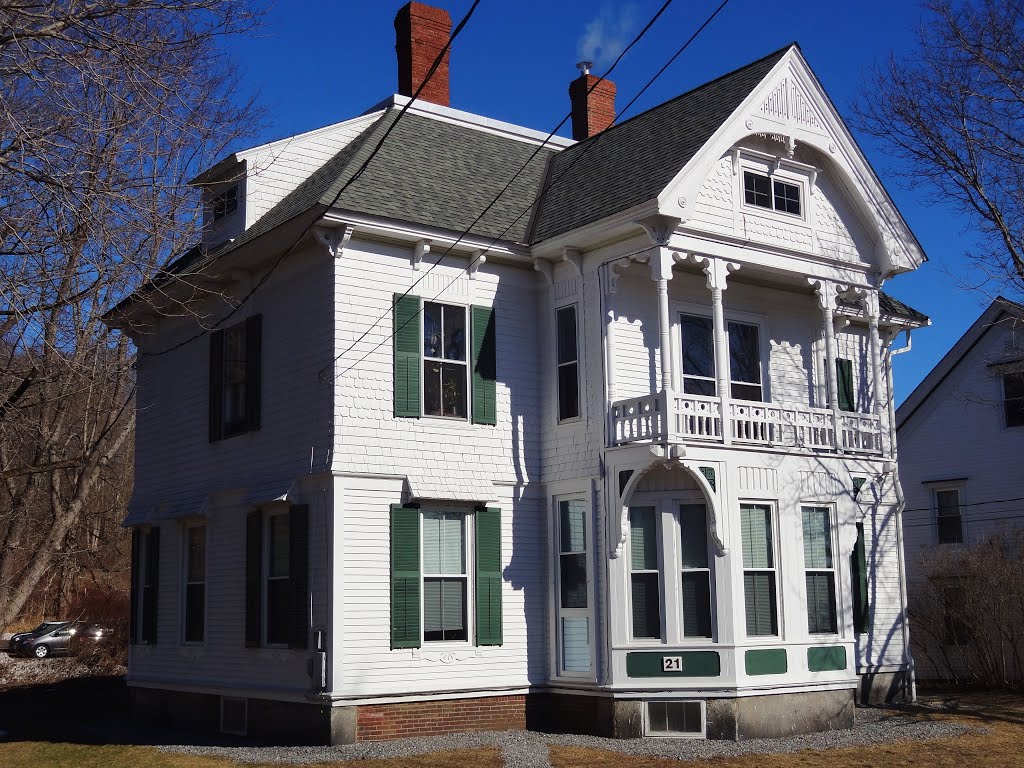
(107, 2, 928, 744)
(896, 297, 1024, 678)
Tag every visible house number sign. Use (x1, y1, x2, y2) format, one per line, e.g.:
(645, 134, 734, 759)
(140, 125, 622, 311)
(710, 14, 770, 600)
(662, 656, 683, 672)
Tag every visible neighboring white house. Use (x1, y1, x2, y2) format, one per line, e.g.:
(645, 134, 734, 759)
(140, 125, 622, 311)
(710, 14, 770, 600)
(896, 297, 1024, 678)
(106, 2, 928, 745)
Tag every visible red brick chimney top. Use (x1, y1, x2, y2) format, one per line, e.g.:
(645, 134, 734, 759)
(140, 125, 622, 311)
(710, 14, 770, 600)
(569, 63, 616, 141)
(395, 2, 452, 107)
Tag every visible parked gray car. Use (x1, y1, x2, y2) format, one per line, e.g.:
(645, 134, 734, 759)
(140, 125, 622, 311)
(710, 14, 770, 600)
(8, 620, 105, 659)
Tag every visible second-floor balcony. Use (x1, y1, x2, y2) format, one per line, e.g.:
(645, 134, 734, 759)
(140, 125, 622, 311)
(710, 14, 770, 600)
(611, 390, 884, 455)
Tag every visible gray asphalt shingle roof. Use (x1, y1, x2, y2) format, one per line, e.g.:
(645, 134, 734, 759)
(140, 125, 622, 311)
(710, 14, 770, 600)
(529, 45, 792, 244)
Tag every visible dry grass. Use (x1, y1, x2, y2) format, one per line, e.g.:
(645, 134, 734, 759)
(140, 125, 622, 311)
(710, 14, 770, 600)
(0, 743, 503, 768)
(550, 694, 1024, 768)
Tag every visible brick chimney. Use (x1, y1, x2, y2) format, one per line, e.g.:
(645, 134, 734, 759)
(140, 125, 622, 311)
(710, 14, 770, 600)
(569, 61, 616, 141)
(395, 2, 452, 107)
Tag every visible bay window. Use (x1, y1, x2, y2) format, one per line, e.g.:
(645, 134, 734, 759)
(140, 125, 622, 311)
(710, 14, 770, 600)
(629, 506, 662, 640)
(802, 506, 837, 635)
(741, 503, 778, 637)
(557, 498, 591, 674)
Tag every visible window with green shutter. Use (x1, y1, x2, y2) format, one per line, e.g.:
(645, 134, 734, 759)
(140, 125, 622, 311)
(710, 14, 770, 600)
(802, 506, 838, 634)
(836, 358, 855, 412)
(740, 503, 778, 637)
(471, 306, 497, 425)
(851, 522, 870, 634)
(390, 505, 421, 649)
(475, 507, 502, 646)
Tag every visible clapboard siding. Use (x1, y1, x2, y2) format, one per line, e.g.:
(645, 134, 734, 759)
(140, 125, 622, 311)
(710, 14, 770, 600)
(336, 476, 546, 696)
(128, 242, 334, 694)
(900, 320, 1024, 576)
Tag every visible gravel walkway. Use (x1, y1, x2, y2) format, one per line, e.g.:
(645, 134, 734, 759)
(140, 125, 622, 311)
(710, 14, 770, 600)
(159, 707, 973, 766)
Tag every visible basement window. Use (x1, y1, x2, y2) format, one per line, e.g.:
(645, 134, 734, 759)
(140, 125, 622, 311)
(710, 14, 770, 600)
(220, 697, 247, 736)
(645, 700, 704, 737)
(743, 171, 801, 216)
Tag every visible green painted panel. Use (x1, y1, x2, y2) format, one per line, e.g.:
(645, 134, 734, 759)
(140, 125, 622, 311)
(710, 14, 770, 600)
(745, 648, 787, 676)
(807, 645, 847, 672)
(625, 651, 720, 678)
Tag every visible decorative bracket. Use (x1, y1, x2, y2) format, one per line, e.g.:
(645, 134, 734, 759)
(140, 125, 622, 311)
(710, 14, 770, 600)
(607, 252, 650, 294)
(807, 277, 843, 310)
(413, 239, 432, 271)
(634, 213, 681, 247)
(533, 257, 554, 285)
(313, 224, 353, 259)
(468, 250, 487, 280)
(681, 254, 739, 292)
(561, 247, 583, 275)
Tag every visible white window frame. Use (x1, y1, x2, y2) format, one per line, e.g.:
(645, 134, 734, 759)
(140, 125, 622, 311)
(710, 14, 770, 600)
(554, 495, 594, 678)
(932, 483, 966, 545)
(735, 150, 814, 225)
(262, 509, 290, 648)
(643, 699, 706, 738)
(420, 300, 470, 421)
(800, 504, 839, 636)
(420, 508, 474, 646)
(739, 500, 782, 640)
(220, 319, 249, 437)
(628, 504, 664, 643)
(673, 303, 769, 403)
(677, 502, 714, 641)
(181, 522, 207, 645)
(555, 304, 581, 424)
(211, 184, 239, 222)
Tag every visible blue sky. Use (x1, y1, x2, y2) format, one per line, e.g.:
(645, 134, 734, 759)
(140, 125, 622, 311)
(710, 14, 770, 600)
(225, 0, 989, 405)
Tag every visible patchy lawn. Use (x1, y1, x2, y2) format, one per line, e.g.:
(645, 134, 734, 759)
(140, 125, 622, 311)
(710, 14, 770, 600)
(550, 694, 1024, 768)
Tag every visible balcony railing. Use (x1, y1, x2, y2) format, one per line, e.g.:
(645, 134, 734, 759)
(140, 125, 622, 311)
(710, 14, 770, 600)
(611, 390, 884, 455)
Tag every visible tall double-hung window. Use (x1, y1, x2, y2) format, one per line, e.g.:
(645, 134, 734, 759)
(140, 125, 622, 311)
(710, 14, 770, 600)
(802, 506, 837, 634)
(556, 306, 580, 421)
(629, 506, 662, 640)
(740, 503, 778, 637)
(679, 313, 763, 401)
(557, 499, 591, 674)
(679, 504, 712, 638)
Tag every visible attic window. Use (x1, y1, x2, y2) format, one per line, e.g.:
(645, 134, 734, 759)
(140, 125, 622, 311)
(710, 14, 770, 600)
(743, 171, 801, 216)
(212, 185, 238, 222)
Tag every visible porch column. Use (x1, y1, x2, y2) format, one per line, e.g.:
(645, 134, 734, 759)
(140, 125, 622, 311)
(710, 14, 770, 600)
(701, 257, 739, 444)
(652, 247, 675, 392)
(809, 278, 843, 452)
(866, 290, 884, 416)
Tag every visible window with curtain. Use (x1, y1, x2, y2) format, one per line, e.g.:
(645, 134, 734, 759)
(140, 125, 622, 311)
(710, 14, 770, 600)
(679, 504, 712, 638)
(422, 511, 468, 642)
(558, 499, 591, 674)
(740, 503, 777, 637)
(629, 506, 661, 640)
(802, 506, 837, 634)
(423, 302, 468, 418)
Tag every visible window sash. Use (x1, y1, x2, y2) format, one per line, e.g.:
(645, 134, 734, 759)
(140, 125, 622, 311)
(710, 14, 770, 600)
(629, 506, 662, 640)
(264, 512, 290, 646)
(183, 525, 205, 643)
(557, 499, 592, 675)
(802, 506, 837, 634)
(679, 504, 712, 639)
(741, 503, 777, 637)
(423, 302, 468, 419)
(420, 510, 471, 644)
(422, 512, 466, 576)
(423, 577, 468, 641)
(742, 170, 802, 217)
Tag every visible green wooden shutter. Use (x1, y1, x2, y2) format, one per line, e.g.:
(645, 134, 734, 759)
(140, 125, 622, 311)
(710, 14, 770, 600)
(245, 511, 262, 647)
(129, 528, 140, 644)
(141, 526, 159, 644)
(475, 507, 503, 646)
(852, 522, 870, 634)
(288, 504, 309, 650)
(471, 305, 497, 425)
(245, 314, 262, 431)
(209, 329, 224, 442)
(836, 358, 855, 412)
(391, 505, 421, 649)
(393, 294, 422, 418)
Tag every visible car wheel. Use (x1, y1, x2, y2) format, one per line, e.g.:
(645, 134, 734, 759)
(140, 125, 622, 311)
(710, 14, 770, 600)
(33, 644, 49, 659)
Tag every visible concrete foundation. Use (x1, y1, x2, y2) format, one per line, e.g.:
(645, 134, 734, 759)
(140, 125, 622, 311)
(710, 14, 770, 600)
(858, 671, 910, 705)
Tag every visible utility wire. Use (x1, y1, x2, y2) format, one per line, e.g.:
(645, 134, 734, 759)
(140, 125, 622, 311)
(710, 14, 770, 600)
(142, 0, 483, 358)
(330, 0, 731, 381)
(319, 0, 678, 380)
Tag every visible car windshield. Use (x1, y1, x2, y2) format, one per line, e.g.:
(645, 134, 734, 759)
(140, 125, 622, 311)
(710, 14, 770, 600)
(30, 621, 67, 634)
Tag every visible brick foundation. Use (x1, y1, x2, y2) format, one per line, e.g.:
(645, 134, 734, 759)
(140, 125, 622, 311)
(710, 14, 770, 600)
(356, 694, 526, 741)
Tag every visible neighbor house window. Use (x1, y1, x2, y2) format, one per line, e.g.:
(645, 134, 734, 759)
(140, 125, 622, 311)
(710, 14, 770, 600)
(1004, 373, 1024, 427)
(743, 171, 801, 216)
(679, 315, 763, 401)
(802, 506, 837, 634)
(183, 524, 206, 643)
(556, 306, 580, 421)
(740, 503, 778, 637)
(557, 498, 591, 674)
(423, 302, 468, 419)
(679, 504, 712, 638)
(209, 315, 261, 442)
(629, 506, 662, 640)
(935, 488, 964, 544)
(422, 511, 469, 642)
(211, 185, 238, 221)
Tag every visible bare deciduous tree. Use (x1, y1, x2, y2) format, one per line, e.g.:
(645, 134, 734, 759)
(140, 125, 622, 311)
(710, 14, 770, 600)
(0, 1, 265, 630)
(855, 0, 1024, 299)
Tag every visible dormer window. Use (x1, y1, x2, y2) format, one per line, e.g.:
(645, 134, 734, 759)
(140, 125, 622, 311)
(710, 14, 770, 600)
(743, 171, 801, 216)
(211, 185, 238, 222)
